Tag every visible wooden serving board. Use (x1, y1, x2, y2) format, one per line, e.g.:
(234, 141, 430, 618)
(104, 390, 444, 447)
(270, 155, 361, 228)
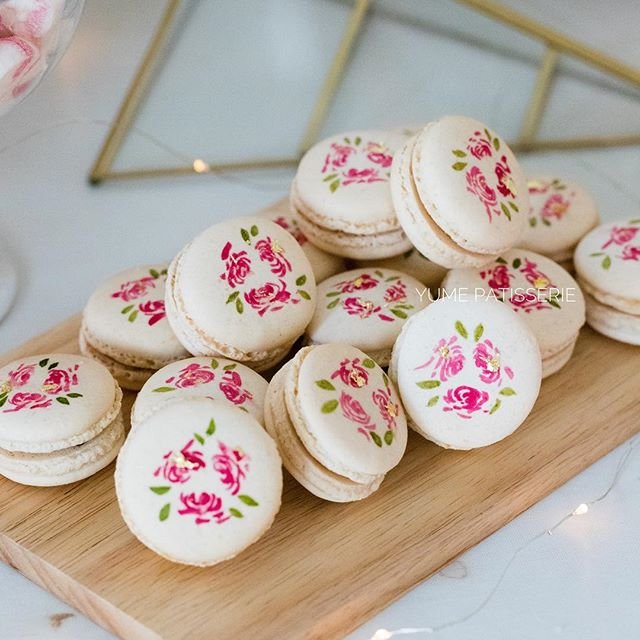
(1, 316, 639, 640)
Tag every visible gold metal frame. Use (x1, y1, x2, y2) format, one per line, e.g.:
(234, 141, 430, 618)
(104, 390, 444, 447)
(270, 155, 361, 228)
(90, 0, 640, 184)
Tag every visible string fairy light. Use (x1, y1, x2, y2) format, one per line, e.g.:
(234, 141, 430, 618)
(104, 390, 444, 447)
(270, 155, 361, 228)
(369, 436, 639, 639)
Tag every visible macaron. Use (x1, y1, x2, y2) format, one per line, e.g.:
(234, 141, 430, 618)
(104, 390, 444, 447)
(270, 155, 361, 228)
(257, 199, 346, 282)
(291, 130, 412, 259)
(80, 265, 189, 390)
(355, 247, 448, 290)
(522, 176, 599, 266)
(264, 344, 408, 502)
(390, 298, 541, 450)
(131, 357, 268, 428)
(442, 249, 585, 377)
(390, 116, 529, 268)
(0, 354, 123, 485)
(166, 216, 316, 372)
(305, 267, 430, 366)
(115, 397, 282, 566)
(574, 218, 640, 345)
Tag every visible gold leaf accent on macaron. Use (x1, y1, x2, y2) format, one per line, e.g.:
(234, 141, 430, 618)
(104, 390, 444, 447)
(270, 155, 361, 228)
(0, 382, 11, 395)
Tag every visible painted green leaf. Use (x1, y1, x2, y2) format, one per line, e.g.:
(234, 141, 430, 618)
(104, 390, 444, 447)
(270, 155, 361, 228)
(474, 324, 484, 342)
(427, 395, 439, 407)
(236, 298, 244, 314)
(56, 397, 70, 405)
(501, 203, 511, 220)
(330, 180, 340, 193)
(500, 387, 517, 396)
(323, 173, 337, 182)
(128, 310, 138, 323)
(629, 218, 640, 224)
(0, 397, 6, 408)
(589, 252, 604, 257)
(238, 495, 259, 506)
(298, 289, 311, 300)
(210, 358, 219, 369)
(223, 363, 237, 371)
(384, 430, 394, 445)
(344, 136, 351, 144)
(548, 298, 561, 309)
(327, 298, 341, 309)
(489, 399, 501, 415)
(542, 218, 551, 227)
(529, 217, 537, 227)
(326, 290, 341, 297)
(39, 358, 49, 367)
(226, 291, 240, 304)
(194, 433, 205, 445)
(495, 257, 508, 264)
(362, 358, 376, 369)
(493, 136, 500, 151)
(149, 268, 160, 278)
(374, 270, 384, 278)
(451, 162, 467, 171)
(602, 256, 611, 269)
(321, 400, 338, 414)
(121, 304, 133, 314)
(250, 225, 259, 237)
(382, 373, 389, 386)
(509, 201, 519, 212)
(159, 504, 170, 521)
(230, 508, 244, 518)
(455, 320, 468, 339)
(48, 362, 59, 370)
(391, 308, 408, 319)
(153, 386, 175, 393)
(150, 486, 171, 495)
(484, 128, 492, 140)
(452, 149, 467, 157)
(206, 419, 216, 436)
(67, 393, 83, 398)
(296, 274, 307, 286)
(354, 136, 362, 145)
(416, 380, 440, 389)
(315, 379, 336, 391)
(512, 258, 522, 269)
(371, 432, 383, 447)
(241, 228, 250, 243)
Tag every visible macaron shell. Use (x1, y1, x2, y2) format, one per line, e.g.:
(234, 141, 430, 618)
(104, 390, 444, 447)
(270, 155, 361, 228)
(82, 265, 188, 367)
(522, 177, 599, 256)
(116, 398, 282, 567)
(583, 290, 640, 345)
(293, 130, 407, 234)
(392, 298, 541, 450)
(442, 250, 585, 358)
(0, 354, 122, 453)
(574, 218, 640, 314)
(257, 202, 346, 282)
(132, 357, 268, 427)
(355, 249, 448, 289)
(541, 335, 578, 378)
(172, 217, 316, 354)
(412, 116, 528, 254)
(286, 345, 407, 481)
(306, 268, 430, 365)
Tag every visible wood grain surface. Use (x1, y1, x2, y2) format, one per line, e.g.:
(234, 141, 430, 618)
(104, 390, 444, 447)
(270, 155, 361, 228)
(0, 315, 638, 640)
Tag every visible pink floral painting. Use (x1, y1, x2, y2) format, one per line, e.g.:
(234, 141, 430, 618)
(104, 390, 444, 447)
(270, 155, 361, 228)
(527, 178, 575, 228)
(589, 220, 640, 270)
(112, 267, 168, 326)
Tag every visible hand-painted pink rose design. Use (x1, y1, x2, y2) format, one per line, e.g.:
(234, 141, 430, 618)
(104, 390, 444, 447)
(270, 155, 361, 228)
(366, 142, 393, 168)
(415, 336, 465, 382)
(243, 280, 292, 316)
(3, 392, 52, 412)
(173, 363, 215, 388)
(520, 259, 554, 290)
(335, 273, 378, 293)
(509, 290, 547, 313)
(111, 276, 157, 302)
(322, 142, 356, 172)
(466, 131, 493, 159)
(342, 167, 384, 186)
(383, 281, 407, 303)
(495, 156, 515, 199)
(255, 236, 292, 277)
(219, 370, 253, 405)
(220, 242, 252, 288)
(621, 245, 640, 261)
(602, 226, 639, 249)
(138, 300, 166, 326)
(331, 357, 369, 388)
(541, 193, 570, 220)
(482, 264, 512, 291)
(339, 391, 374, 429)
(372, 387, 400, 431)
(154, 439, 205, 484)
(443, 385, 490, 419)
(178, 492, 229, 525)
(7, 363, 34, 387)
(41, 368, 73, 395)
(466, 166, 497, 220)
(342, 296, 380, 319)
(213, 441, 249, 496)
(273, 215, 307, 245)
(473, 339, 514, 385)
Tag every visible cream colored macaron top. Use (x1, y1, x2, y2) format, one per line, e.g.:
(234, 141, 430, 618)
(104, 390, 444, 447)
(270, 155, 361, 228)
(306, 268, 429, 356)
(442, 250, 585, 357)
(132, 357, 268, 426)
(83, 265, 188, 364)
(391, 298, 541, 450)
(412, 116, 528, 254)
(172, 216, 316, 353)
(0, 354, 121, 453)
(522, 176, 599, 258)
(116, 397, 282, 566)
(294, 130, 407, 234)
(574, 218, 640, 311)
(287, 344, 408, 479)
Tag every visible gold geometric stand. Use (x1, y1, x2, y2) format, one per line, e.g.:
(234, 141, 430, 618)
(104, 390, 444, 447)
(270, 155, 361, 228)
(90, 0, 640, 184)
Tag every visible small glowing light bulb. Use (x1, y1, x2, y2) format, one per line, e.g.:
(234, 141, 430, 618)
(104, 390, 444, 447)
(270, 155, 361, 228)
(193, 158, 210, 173)
(573, 503, 589, 516)
(372, 630, 393, 640)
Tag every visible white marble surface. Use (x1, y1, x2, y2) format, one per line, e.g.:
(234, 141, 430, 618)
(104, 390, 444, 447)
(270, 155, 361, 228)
(0, 1, 639, 638)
